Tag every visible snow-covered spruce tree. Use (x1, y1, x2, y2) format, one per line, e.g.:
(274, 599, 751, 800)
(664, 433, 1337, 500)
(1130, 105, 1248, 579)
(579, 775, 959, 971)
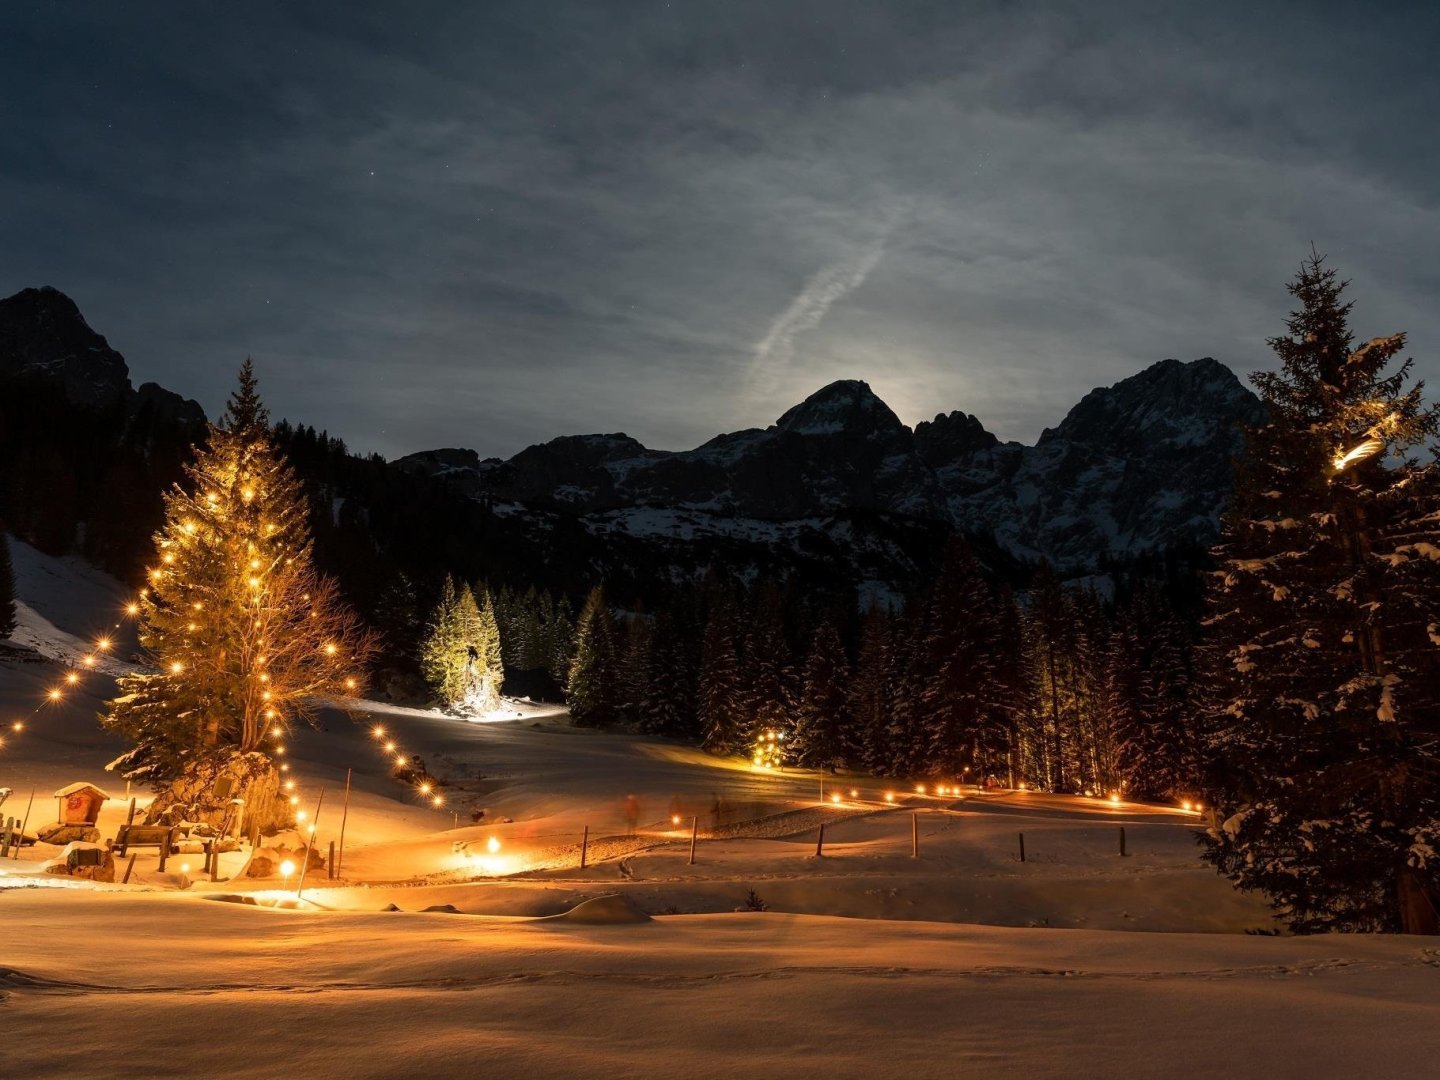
(1201, 256, 1440, 934)
(850, 605, 894, 774)
(0, 529, 16, 639)
(104, 361, 376, 824)
(916, 541, 1005, 780)
(1024, 564, 1078, 791)
(698, 596, 746, 754)
(741, 583, 796, 745)
(567, 584, 619, 725)
(793, 614, 850, 769)
(471, 582, 505, 712)
(420, 576, 469, 707)
(547, 594, 576, 686)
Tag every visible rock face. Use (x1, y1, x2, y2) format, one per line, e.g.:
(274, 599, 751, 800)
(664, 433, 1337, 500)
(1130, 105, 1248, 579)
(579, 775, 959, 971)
(0, 287, 130, 408)
(402, 361, 1263, 576)
(930, 358, 1267, 565)
(0, 286, 204, 425)
(146, 752, 284, 837)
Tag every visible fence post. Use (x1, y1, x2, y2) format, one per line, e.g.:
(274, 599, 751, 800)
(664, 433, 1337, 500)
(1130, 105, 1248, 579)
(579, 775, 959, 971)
(815, 823, 825, 857)
(689, 816, 698, 865)
(1018, 832, 1026, 863)
(579, 825, 589, 870)
(1119, 826, 1128, 857)
(911, 812, 919, 858)
(329, 840, 337, 879)
(122, 852, 138, 884)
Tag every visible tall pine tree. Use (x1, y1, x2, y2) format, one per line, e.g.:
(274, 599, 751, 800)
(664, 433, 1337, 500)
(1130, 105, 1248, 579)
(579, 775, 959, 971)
(1202, 256, 1440, 934)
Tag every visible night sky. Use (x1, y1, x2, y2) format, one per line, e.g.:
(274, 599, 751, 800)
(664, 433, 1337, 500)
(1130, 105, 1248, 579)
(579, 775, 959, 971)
(3, 2, 1437, 459)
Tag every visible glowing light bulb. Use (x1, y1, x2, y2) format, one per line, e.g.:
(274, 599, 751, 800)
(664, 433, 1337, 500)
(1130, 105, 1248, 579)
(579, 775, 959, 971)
(271, 726, 282, 737)
(432, 795, 443, 807)
(82, 655, 96, 667)
(487, 837, 500, 854)
(179, 863, 190, 874)
(849, 789, 858, 798)
(162, 552, 175, 565)
(65, 672, 79, 684)
(126, 604, 139, 616)
(419, 782, 432, 795)
(285, 780, 295, 791)
(249, 558, 261, 570)
(280, 860, 295, 877)
(48, 689, 62, 701)
(170, 662, 183, 674)
(830, 793, 841, 804)
(323, 643, 337, 656)
(1108, 793, 1121, 804)
(97, 638, 111, 651)
(672, 814, 681, 825)
(884, 792, 895, 803)
(372, 726, 386, 738)
(296, 810, 306, 821)
(394, 754, 406, 766)
(241, 487, 254, 501)
(13, 721, 23, 732)
(383, 741, 396, 753)
(344, 678, 357, 690)
(274, 745, 285, 756)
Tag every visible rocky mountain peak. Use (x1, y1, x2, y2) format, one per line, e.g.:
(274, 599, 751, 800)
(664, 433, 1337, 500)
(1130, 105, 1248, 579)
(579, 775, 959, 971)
(0, 285, 131, 408)
(775, 379, 905, 438)
(1042, 357, 1263, 450)
(913, 410, 1000, 468)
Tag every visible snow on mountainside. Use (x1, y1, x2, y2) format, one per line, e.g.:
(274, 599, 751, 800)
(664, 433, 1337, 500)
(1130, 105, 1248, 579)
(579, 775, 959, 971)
(400, 361, 1263, 573)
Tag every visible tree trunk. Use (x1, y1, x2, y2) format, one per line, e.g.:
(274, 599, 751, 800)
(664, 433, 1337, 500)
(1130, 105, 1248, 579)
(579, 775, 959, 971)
(1398, 864, 1440, 935)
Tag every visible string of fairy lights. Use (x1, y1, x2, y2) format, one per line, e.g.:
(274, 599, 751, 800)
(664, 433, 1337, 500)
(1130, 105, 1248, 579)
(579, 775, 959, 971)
(2, 588, 446, 844)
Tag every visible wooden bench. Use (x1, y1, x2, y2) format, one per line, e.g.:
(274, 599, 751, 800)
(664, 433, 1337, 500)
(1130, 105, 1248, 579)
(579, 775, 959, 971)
(114, 824, 179, 870)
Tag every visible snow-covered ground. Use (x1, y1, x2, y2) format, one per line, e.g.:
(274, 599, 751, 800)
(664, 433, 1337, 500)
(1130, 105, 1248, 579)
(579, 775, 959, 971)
(2, 538, 1438, 1078)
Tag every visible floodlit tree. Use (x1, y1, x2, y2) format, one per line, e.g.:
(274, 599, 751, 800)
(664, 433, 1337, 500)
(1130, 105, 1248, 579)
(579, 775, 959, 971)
(105, 361, 377, 797)
(1202, 256, 1440, 934)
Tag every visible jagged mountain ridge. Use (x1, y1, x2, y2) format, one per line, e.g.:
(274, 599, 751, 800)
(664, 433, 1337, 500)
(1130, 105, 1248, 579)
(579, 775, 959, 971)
(398, 361, 1263, 571)
(1, 284, 1260, 601)
(0, 286, 204, 425)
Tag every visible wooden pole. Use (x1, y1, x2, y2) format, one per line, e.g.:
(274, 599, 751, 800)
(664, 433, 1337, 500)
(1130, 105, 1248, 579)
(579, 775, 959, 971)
(0, 818, 12, 859)
(328, 840, 336, 880)
(579, 825, 589, 869)
(158, 826, 175, 872)
(15, 788, 36, 858)
(688, 816, 698, 865)
(121, 852, 138, 884)
(210, 841, 221, 883)
(295, 786, 326, 900)
(814, 822, 825, 857)
(335, 768, 353, 876)
(1119, 826, 1128, 857)
(912, 812, 919, 858)
(1018, 832, 1026, 863)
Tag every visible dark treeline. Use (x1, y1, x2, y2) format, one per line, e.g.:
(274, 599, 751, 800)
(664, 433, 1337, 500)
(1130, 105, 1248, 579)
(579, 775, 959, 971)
(555, 541, 1202, 801)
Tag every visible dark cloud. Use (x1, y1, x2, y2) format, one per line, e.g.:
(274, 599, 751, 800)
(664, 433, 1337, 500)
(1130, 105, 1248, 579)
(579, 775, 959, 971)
(2, 1, 1436, 457)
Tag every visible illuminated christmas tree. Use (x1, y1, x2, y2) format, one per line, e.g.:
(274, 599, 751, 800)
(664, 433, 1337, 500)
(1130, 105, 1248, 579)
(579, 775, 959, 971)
(105, 361, 376, 815)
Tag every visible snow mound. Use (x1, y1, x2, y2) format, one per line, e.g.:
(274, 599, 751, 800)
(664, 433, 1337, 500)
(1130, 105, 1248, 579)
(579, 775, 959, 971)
(542, 893, 652, 925)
